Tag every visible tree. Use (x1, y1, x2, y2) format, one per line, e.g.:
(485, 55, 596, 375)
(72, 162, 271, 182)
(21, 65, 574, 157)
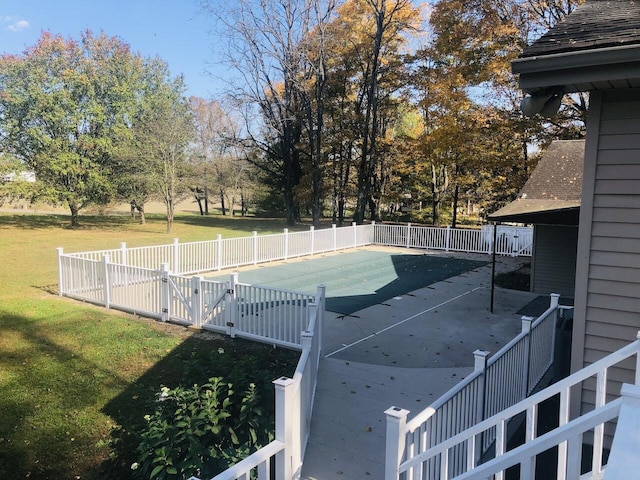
(127, 60, 194, 233)
(0, 31, 144, 227)
(203, 0, 312, 226)
(321, 0, 422, 223)
(189, 97, 257, 217)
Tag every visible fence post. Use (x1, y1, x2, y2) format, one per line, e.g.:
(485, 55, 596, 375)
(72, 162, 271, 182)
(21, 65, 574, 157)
(253, 231, 258, 265)
(521, 316, 534, 396)
(191, 276, 203, 328)
(550, 293, 561, 367)
(474, 350, 490, 422)
(550, 293, 560, 309)
(332, 224, 337, 251)
(446, 225, 451, 252)
(161, 263, 170, 322)
(120, 242, 128, 266)
(406, 223, 412, 249)
(371, 220, 376, 245)
(284, 228, 289, 260)
(310, 226, 315, 255)
(226, 272, 238, 338)
(274, 377, 297, 480)
(172, 238, 179, 273)
(474, 349, 490, 460)
(385, 406, 410, 480)
(315, 284, 326, 355)
(216, 234, 223, 271)
(57, 247, 64, 297)
(352, 222, 358, 247)
(102, 254, 111, 309)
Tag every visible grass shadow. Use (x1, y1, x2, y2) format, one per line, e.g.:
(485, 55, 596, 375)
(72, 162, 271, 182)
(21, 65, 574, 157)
(0, 306, 298, 480)
(101, 333, 299, 479)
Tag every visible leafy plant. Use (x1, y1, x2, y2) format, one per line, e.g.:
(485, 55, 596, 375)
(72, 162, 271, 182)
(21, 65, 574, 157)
(132, 377, 273, 480)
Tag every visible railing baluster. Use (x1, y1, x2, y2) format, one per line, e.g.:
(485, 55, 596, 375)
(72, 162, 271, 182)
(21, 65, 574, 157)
(557, 386, 570, 480)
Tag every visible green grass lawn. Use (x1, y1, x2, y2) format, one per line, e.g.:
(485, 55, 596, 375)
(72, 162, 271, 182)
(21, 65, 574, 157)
(0, 212, 300, 480)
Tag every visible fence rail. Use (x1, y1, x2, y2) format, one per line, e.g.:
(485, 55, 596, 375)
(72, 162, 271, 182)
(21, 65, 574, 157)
(386, 294, 565, 479)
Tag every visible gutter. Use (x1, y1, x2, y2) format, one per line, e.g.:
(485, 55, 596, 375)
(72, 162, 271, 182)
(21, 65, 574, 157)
(512, 43, 640, 75)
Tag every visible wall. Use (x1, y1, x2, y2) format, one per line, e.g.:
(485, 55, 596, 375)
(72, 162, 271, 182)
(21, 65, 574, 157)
(572, 88, 640, 417)
(532, 224, 578, 298)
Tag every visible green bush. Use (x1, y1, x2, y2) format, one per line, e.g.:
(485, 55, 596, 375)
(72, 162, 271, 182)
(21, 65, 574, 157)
(132, 377, 273, 480)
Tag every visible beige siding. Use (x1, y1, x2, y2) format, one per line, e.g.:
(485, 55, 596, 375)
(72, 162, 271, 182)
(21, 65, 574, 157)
(531, 225, 577, 297)
(574, 89, 640, 416)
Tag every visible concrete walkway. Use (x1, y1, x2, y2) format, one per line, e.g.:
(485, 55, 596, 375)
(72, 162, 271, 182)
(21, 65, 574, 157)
(300, 253, 544, 479)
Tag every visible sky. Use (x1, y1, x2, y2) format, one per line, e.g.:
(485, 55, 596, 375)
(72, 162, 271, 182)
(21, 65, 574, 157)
(0, 0, 229, 99)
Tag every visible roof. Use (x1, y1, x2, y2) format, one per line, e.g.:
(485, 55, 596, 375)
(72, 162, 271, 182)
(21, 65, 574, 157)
(521, 1, 640, 58)
(512, 0, 640, 94)
(489, 140, 584, 224)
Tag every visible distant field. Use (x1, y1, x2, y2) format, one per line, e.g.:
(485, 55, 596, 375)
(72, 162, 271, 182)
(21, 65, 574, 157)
(0, 212, 300, 480)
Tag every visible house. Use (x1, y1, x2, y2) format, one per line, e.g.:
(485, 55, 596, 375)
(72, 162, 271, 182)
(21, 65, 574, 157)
(489, 139, 584, 298)
(510, 0, 640, 420)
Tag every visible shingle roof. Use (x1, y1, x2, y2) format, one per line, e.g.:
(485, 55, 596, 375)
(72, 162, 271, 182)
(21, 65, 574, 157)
(521, 0, 640, 58)
(489, 140, 584, 223)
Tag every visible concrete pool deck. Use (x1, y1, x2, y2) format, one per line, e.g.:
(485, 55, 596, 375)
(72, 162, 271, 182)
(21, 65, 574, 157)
(297, 249, 547, 480)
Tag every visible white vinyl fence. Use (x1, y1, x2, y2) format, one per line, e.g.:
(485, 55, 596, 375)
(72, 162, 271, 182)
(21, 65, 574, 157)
(374, 223, 532, 256)
(57, 222, 532, 334)
(199, 294, 325, 480)
(385, 294, 569, 479)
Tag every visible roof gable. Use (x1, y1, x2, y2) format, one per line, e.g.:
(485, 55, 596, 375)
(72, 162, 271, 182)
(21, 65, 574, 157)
(520, 140, 584, 201)
(489, 140, 585, 223)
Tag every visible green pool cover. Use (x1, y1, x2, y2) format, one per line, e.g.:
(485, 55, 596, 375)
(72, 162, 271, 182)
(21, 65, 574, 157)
(207, 250, 488, 315)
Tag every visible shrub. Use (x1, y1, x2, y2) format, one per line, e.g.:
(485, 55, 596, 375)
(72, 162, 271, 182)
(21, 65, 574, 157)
(132, 377, 273, 479)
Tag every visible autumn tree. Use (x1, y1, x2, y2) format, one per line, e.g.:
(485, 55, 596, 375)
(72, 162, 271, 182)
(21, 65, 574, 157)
(125, 60, 194, 233)
(322, 0, 422, 223)
(0, 31, 145, 227)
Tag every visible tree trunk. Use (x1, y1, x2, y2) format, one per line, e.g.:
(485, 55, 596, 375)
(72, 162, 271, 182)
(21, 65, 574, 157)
(165, 200, 174, 234)
(138, 204, 146, 225)
(354, 1, 386, 224)
(195, 195, 205, 215)
(69, 201, 80, 228)
(220, 188, 226, 216)
(204, 185, 209, 215)
(452, 183, 459, 228)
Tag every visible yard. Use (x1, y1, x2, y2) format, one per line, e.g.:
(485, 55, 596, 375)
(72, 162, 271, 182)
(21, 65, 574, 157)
(0, 212, 302, 480)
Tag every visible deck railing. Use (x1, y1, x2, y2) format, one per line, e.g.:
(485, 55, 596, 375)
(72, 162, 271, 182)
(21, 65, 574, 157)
(386, 333, 640, 480)
(198, 292, 325, 480)
(385, 294, 566, 479)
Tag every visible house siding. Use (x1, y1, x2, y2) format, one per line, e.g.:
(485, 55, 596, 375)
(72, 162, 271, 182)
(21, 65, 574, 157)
(572, 88, 640, 417)
(531, 225, 578, 297)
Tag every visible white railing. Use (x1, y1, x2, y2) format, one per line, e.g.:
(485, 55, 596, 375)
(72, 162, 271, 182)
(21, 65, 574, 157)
(58, 253, 320, 349)
(58, 223, 532, 283)
(375, 223, 532, 256)
(387, 333, 640, 480)
(203, 292, 325, 480)
(385, 294, 565, 479)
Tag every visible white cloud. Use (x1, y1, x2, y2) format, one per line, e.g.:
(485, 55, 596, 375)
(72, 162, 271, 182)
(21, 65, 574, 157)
(2, 15, 29, 32)
(7, 19, 29, 32)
